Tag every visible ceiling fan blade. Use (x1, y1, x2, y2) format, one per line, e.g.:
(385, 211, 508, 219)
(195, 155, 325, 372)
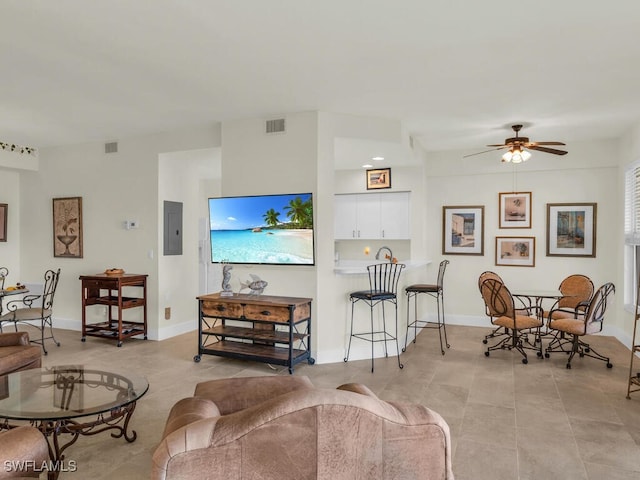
(528, 145, 568, 155)
(486, 143, 508, 147)
(463, 147, 509, 158)
(527, 141, 566, 146)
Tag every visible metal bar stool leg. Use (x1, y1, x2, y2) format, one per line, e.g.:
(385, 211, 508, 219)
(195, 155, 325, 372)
(394, 300, 403, 369)
(370, 302, 375, 372)
(344, 299, 356, 363)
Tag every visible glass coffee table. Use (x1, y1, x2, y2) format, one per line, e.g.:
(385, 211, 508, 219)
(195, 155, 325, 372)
(0, 365, 149, 479)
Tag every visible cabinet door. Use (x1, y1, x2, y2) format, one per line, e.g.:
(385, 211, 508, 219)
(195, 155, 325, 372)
(356, 193, 381, 239)
(380, 192, 410, 239)
(334, 194, 358, 239)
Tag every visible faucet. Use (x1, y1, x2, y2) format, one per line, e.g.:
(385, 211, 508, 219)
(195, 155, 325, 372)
(375, 246, 393, 263)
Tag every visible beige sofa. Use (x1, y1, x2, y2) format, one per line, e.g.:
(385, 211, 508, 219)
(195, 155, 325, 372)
(152, 376, 454, 480)
(0, 332, 41, 377)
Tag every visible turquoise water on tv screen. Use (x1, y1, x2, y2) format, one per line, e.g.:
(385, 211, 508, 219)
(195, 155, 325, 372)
(210, 229, 314, 264)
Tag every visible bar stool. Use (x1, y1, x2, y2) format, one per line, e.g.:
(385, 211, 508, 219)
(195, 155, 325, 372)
(404, 259, 450, 355)
(344, 262, 405, 372)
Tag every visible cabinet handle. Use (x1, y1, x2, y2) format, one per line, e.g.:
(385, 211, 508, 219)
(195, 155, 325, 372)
(357, 230, 360, 238)
(382, 230, 385, 238)
(352, 230, 355, 238)
(216, 305, 226, 312)
(260, 310, 271, 316)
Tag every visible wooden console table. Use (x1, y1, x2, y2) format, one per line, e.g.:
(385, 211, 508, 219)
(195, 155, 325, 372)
(79, 273, 148, 347)
(195, 292, 314, 374)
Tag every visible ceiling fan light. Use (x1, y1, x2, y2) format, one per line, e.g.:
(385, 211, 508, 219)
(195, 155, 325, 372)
(502, 151, 512, 162)
(521, 149, 531, 161)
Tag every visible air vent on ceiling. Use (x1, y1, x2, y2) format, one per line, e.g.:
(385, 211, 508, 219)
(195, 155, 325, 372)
(105, 142, 118, 154)
(265, 118, 286, 135)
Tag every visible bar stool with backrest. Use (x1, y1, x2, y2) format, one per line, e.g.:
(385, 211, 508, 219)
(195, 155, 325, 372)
(404, 260, 450, 355)
(344, 262, 405, 372)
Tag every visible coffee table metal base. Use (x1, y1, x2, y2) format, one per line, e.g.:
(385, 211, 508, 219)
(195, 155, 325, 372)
(1, 401, 138, 480)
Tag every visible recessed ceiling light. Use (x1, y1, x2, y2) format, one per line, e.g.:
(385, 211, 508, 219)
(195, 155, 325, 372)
(372, 156, 384, 161)
(362, 164, 373, 168)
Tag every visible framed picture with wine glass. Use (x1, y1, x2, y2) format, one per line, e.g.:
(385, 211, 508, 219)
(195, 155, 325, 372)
(53, 197, 83, 258)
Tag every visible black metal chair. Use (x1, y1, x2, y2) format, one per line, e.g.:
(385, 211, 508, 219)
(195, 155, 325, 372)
(344, 262, 405, 372)
(0, 268, 61, 354)
(545, 282, 615, 369)
(404, 259, 450, 355)
(0, 267, 7, 290)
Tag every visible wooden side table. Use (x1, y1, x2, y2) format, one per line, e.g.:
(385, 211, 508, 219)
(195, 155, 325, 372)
(79, 273, 148, 347)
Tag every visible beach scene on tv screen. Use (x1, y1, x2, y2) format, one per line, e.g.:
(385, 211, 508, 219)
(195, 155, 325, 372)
(209, 193, 314, 264)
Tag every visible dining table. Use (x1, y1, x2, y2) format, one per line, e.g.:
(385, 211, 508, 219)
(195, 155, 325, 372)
(0, 287, 29, 316)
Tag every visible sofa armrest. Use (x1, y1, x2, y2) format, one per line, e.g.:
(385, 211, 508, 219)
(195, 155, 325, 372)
(0, 426, 49, 479)
(160, 397, 220, 440)
(0, 332, 30, 348)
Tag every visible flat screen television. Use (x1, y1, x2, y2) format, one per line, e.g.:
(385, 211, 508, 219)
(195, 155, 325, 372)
(208, 192, 315, 265)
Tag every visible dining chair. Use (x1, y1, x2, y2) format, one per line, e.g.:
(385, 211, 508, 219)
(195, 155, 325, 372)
(0, 268, 61, 354)
(543, 274, 594, 321)
(544, 282, 615, 369)
(344, 262, 405, 372)
(0, 267, 7, 289)
(404, 259, 450, 355)
(479, 277, 543, 364)
(477, 271, 531, 345)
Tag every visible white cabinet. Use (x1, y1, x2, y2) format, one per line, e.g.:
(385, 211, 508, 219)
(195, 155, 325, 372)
(334, 192, 410, 240)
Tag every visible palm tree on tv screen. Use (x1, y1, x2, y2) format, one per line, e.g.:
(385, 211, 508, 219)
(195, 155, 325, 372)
(263, 208, 280, 227)
(284, 196, 313, 228)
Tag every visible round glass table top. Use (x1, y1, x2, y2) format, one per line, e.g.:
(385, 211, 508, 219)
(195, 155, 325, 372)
(0, 365, 149, 421)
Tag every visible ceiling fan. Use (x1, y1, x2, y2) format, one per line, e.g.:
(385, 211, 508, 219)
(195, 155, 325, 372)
(464, 124, 568, 162)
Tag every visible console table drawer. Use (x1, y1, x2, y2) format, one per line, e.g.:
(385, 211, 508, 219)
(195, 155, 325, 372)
(243, 304, 290, 323)
(201, 301, 243, 319)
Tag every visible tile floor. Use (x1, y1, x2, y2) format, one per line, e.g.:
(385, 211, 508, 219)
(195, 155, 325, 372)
(22, 324, 640, 479)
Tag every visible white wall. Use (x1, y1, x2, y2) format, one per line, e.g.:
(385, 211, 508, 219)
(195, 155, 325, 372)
(157, 148, 220, 339)
(424, 138, 621, 334)
(9, 111, 636, 364)
(0, 168, 21, 281)
(18, 124, 221, 339)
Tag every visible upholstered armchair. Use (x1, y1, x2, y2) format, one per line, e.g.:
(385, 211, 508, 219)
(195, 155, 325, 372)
(152, 375, 454, 480)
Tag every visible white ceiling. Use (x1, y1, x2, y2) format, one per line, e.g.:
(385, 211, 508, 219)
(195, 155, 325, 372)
(3, 1, 640, 169)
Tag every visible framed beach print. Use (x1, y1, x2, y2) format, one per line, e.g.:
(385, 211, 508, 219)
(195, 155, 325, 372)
(366, 168, 391, 190)
(496, 236, 535, 267)
(499, 192, 531, 228)
(546, 203, 596, 257)
(442, 205, 484, 255)
(53, 197, 83, 258)
(0, 204, 6, 242)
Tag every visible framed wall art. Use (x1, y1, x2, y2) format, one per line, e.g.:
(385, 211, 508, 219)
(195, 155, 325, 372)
(366, 168, 391, 190)
(0, 203, 6, 242)
(499, 192, 531, 228)
(546, 203, 596, 257)
(442, 205, 484, 255)
(496, 236, 535, 267)
(53, 196, 83, 258)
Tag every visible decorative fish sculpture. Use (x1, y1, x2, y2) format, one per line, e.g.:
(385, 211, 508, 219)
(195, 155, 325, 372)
(240, 274, 268, 295)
